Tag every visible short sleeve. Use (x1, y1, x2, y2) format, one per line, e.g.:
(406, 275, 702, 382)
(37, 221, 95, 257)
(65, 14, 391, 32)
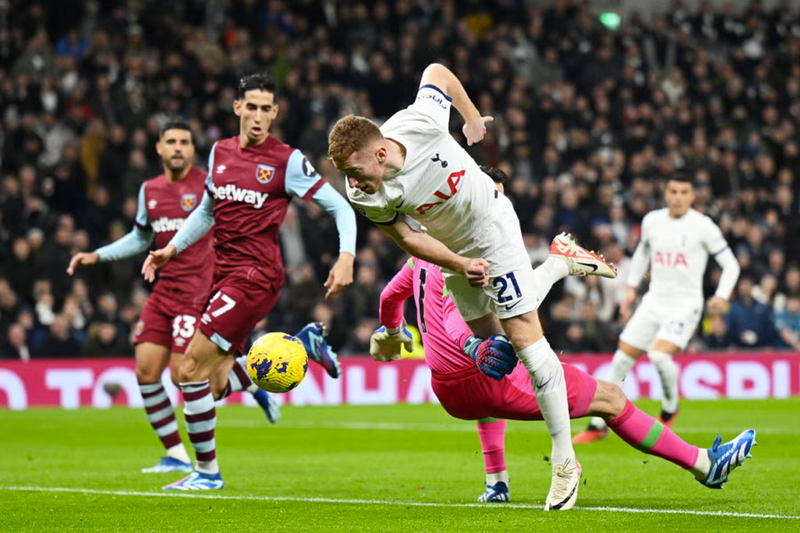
(403, 84, 452, 135)
(285, 149, 325, 199)
(348, 196, 399, 226)
(702, 219, 729, 255)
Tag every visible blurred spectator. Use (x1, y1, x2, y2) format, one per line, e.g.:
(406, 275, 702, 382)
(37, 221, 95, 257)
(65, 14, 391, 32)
(36, 314, 81, 357)
(2, 323, 31, 360)
(775, 293, 800, 351)
(727, 277, 775, 349)
(83, 319, 130, 357)
(703, 314, 733, 350)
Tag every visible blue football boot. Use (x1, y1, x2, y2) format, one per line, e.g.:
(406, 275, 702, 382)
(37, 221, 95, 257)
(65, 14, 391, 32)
(296, 322, 341, 378)
(697, 429, 756, 489)
(141, 456, 193, 474)
(163, 470, 224, 491)
(478, 481, 510, 502)
(251, 388, 280, 424)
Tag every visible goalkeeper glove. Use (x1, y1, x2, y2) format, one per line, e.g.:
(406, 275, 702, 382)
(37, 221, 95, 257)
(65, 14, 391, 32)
(464, 334, 517, 381)
(370, 324, 413, 362)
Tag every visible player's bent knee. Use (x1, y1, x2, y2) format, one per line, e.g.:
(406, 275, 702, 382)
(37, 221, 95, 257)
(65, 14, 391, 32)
(135, 365, 161, 384)
(591, 380, 627, 419)
(178, 351, 205, 382)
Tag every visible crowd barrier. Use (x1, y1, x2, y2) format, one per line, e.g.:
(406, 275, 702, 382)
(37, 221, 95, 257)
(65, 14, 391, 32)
(0, 352, 798, 409)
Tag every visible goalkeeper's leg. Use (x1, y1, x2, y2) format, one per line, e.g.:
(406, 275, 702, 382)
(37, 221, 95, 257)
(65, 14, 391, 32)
(588, 380, 711, 478)
(476, 418, 509, 502)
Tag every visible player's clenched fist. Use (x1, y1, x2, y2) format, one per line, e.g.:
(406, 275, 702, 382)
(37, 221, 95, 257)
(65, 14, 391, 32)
(463, 257, 490, 287)
(370, 325, 413, 362)
(141, 245, 177, 282)
(66, 252, 100, 275)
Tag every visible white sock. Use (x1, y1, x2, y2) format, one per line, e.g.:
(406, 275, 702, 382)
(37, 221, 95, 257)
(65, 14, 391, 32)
(196, 458, 219, 475)
(589, 349, 636, 430)
(517, 338, 574, 466)
(486, 470, 509, 485)
(166, 443, 192, 465)
(530, 257, 570, 307)
(690, 449, 711, 479)
(648, 350, 679, 413)
(246, 383, 259, 394)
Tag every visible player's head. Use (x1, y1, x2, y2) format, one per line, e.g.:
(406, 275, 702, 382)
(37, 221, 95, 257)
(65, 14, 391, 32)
(328, 115, 387, 194)
(479, 165, 508, 194)
(664, 173, 695, 217)
(234, 73, 279, 147)
(156, 121, 194, 173)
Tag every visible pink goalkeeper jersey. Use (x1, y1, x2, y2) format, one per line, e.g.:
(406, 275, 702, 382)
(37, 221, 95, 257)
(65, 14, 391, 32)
(379, 258, 476, 374)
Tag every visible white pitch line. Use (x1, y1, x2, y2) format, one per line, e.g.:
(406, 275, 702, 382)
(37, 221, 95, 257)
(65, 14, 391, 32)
(1, 486, 797, 520)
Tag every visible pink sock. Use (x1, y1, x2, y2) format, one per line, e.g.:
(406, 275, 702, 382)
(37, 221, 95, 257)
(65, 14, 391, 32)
(477, 419, 506, 473)
(607, 400, 699, 469)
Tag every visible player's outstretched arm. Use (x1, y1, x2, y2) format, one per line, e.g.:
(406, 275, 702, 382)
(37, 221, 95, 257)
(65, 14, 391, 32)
(68, 227, 154, 275)
(72, 184, 155, 275)
(379, 218, 489, 287)
(67, 252, 99, 275)
(419, 63, 493, 146)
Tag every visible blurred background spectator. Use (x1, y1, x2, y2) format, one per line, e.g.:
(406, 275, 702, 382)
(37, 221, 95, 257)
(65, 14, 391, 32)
(2, 0, 800, 358)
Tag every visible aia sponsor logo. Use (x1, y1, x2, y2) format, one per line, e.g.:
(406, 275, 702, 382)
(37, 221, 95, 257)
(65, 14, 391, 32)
(256, 163, 275, 184)
(654, 251, 689, 268)
(181, 193, 197, 212)
(416, 170, 465, 215)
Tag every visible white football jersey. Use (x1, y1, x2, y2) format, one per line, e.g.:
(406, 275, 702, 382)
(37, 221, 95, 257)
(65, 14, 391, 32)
(633, 208, 729, 301)
(346, 85, 507, 258)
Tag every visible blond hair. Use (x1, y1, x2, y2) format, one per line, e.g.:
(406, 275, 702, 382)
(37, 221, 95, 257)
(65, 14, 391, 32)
(328, 115, 383, 169)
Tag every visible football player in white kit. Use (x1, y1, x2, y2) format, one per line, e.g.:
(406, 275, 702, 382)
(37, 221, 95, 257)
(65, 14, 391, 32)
(328, 63, 617, 511)
(573, 174, 741, 443)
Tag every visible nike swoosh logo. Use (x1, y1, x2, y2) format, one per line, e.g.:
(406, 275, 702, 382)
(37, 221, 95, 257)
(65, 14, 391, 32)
(535, 376, 553, 391)
(577, 262, 598, 272)
(505, 301, 521, 311)
(549, 483, 578, 510)
(396, 200, 405, 208)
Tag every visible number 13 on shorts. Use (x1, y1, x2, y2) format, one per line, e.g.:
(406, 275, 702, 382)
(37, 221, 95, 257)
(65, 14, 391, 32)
(202, 291, 237, 324)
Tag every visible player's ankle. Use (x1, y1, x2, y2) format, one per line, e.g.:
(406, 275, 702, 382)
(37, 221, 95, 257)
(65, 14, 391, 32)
(689, 448, 711, 479)
(486, 470, 509, 485)
(166, 444, 192, 465)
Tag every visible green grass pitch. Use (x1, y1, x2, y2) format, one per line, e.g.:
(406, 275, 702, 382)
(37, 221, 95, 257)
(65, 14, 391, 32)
(1, 399, 798, 532)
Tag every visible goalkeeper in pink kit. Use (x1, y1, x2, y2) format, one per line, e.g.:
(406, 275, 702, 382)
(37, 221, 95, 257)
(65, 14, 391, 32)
(372, 174, 756, 503)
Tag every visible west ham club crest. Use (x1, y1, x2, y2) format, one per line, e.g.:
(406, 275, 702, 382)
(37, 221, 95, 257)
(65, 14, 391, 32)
(256, 163, 275, 184)
(181, 193, 197, 212)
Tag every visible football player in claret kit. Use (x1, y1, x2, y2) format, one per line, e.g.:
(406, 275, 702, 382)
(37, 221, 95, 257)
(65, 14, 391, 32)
(329, 62, 617, 510)
(142, 74, 357, 490)
(574, 174, 741, 444)
(374, 171, 755, 502)
(68, 122, 281, 474)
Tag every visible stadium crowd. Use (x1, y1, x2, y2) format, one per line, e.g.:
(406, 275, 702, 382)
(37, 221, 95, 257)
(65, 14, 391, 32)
(2, 0, 800, 359)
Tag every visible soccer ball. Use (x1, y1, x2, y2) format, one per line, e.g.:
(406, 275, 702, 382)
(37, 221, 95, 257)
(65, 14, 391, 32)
(247, 332, 309, 393)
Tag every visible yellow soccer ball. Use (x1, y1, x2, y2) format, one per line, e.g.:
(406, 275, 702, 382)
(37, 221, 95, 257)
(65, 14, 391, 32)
(247, 332, 309, 393)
